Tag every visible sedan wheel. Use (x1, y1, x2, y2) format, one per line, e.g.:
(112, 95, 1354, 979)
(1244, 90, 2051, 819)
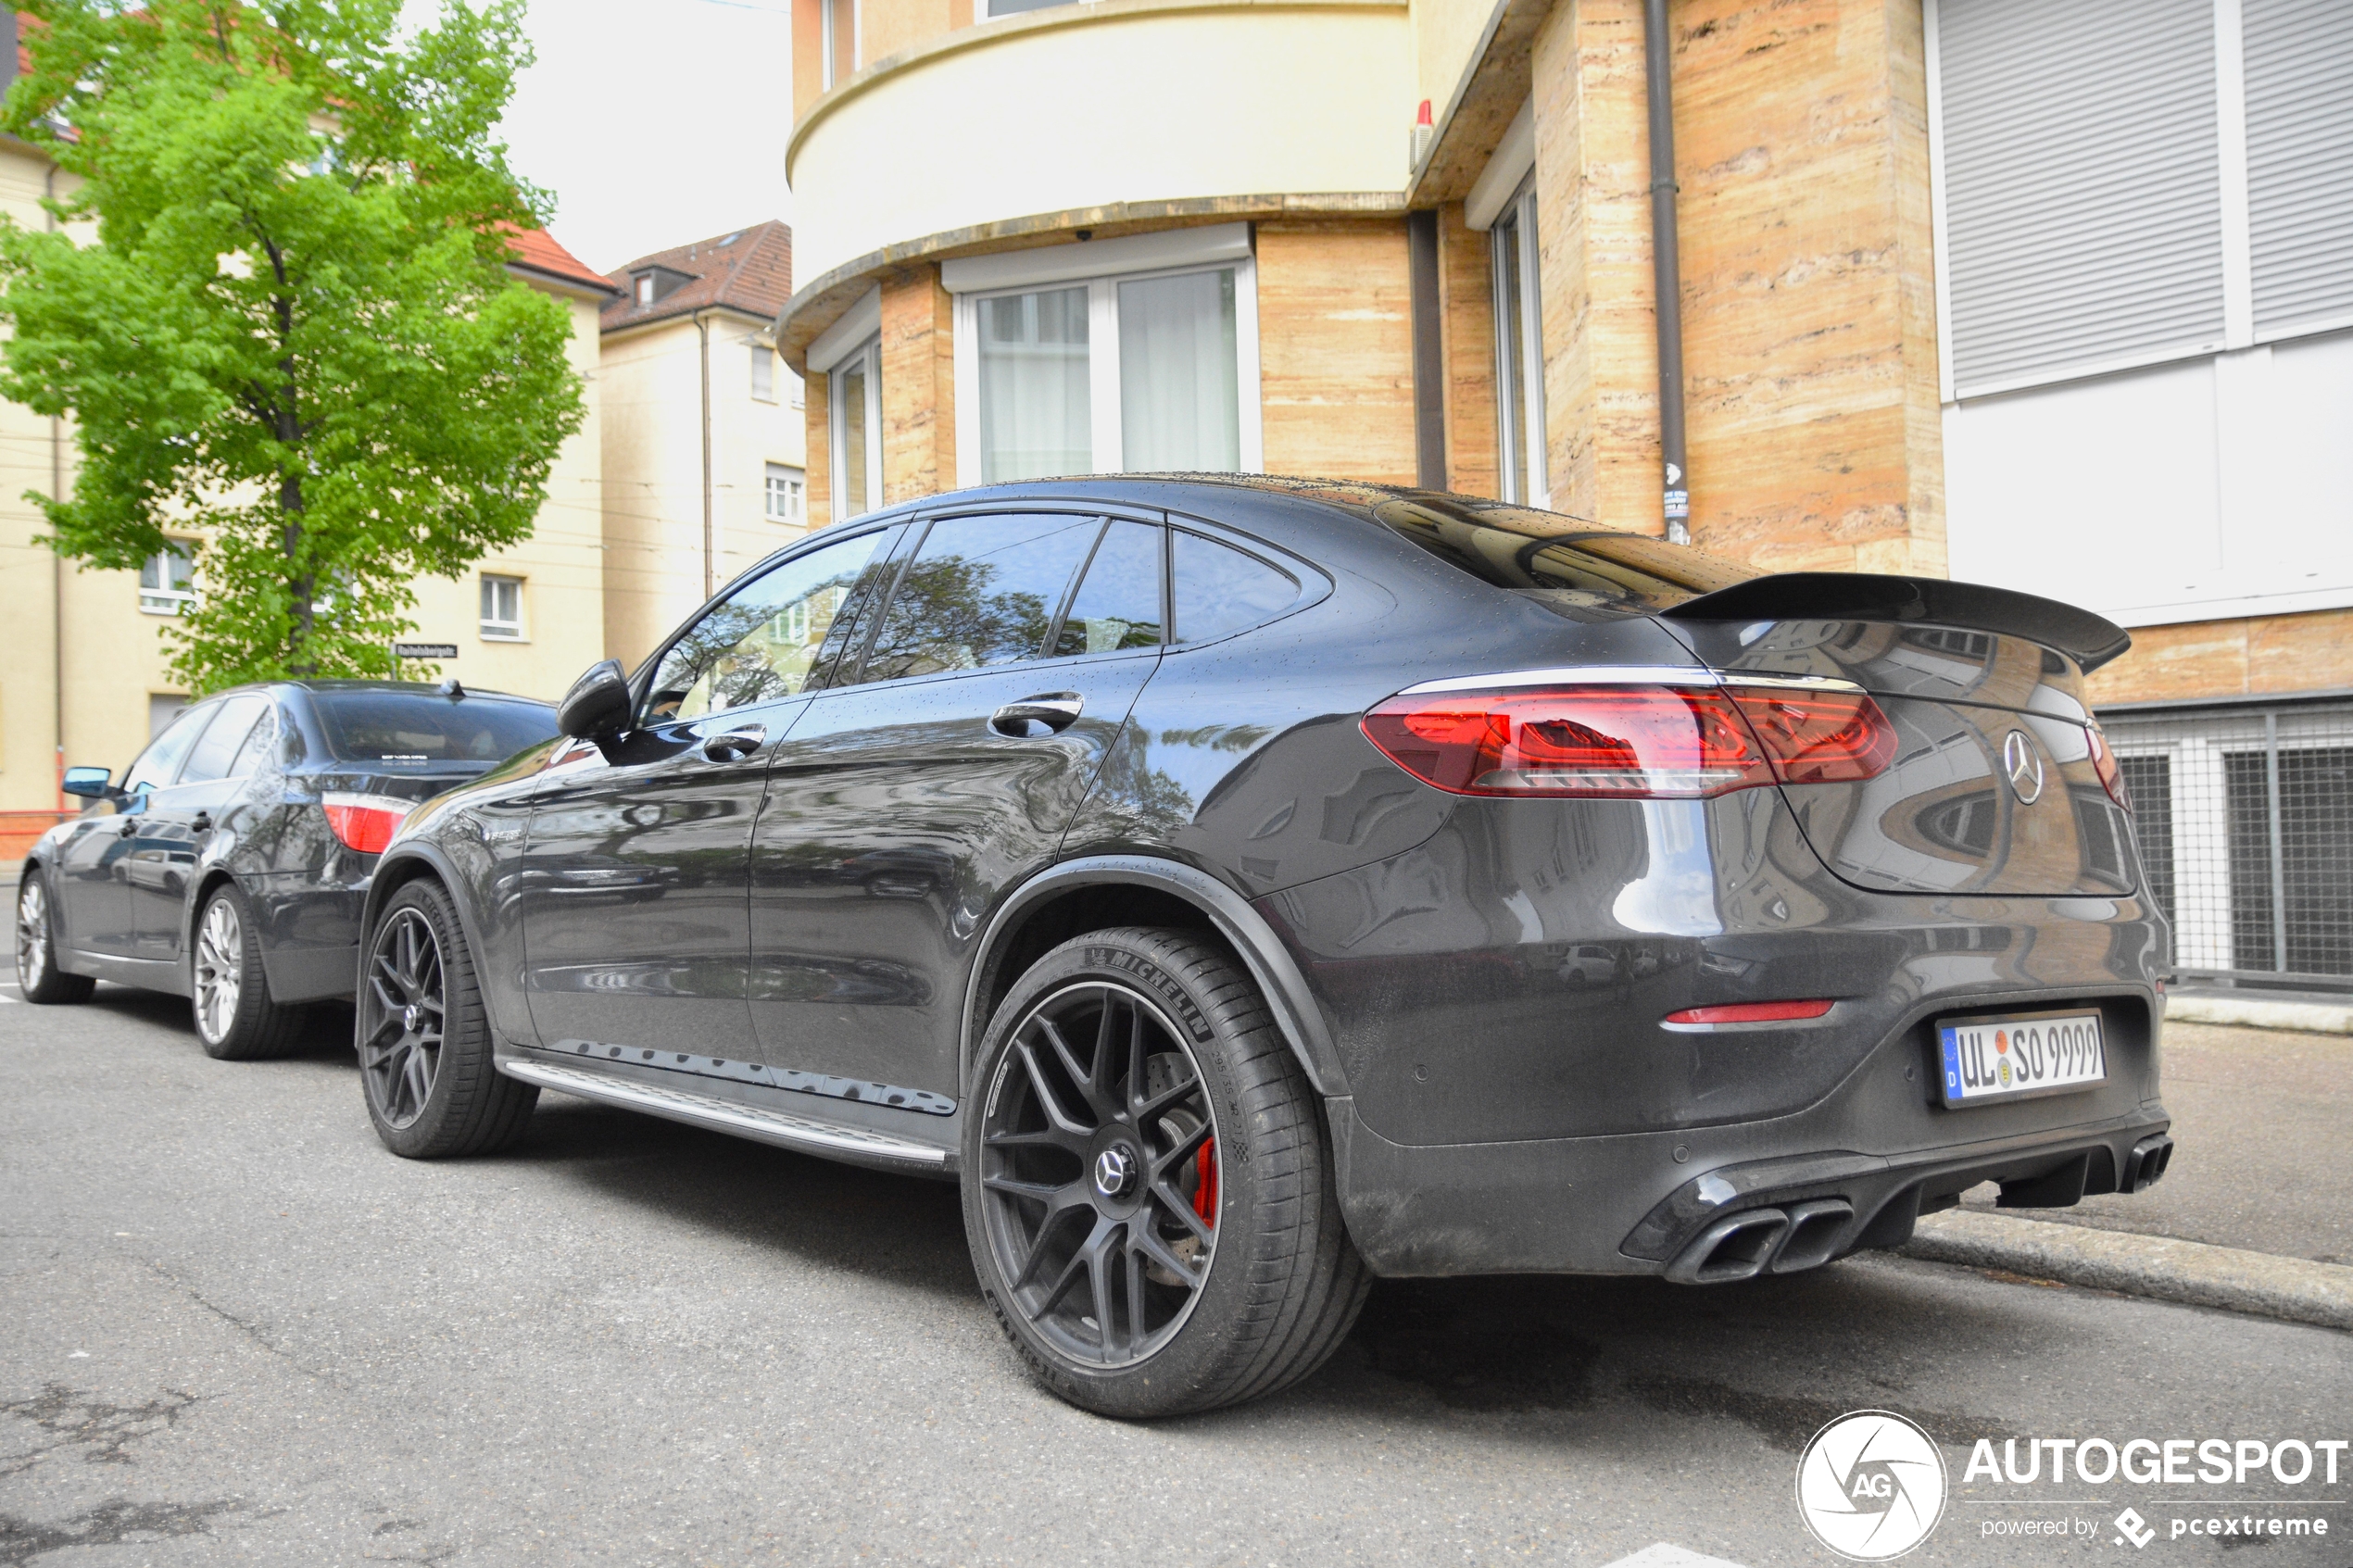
(358, 879, 537, 1159)
(190, 884, 306, 1060)
(193, 898, 244, 1043)
(963, 926, 1368, 1418)
(15, 877, 94, 1005)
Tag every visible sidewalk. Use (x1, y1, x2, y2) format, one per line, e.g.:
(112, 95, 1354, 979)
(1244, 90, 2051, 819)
(1957, 1018, 2352, 1266)
(1907, 1018, 2353, 1328)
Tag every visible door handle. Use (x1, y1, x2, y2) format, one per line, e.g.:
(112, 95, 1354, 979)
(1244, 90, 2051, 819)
(192, 811, 214, 834)
(701, 723, 767, 761)
(116, 818, 138, 838)
(990, 693, 1084, 738)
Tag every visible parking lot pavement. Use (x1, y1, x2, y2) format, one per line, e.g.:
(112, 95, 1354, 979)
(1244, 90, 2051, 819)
(5, 985, 2352, 1567)
(1960, 1020, 2353, 1265)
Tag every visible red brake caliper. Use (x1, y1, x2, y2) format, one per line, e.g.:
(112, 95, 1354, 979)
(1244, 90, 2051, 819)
(1192, 1137, 1218, 1226)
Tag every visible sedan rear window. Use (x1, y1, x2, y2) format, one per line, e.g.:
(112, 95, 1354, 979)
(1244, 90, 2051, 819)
(1369, 497, 1758, 611)
(312, 694, 559, 765)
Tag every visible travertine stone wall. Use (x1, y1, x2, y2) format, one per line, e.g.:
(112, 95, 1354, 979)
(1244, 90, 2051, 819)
(1670, 0, 1944, 575)
(1436, 203, 1500, 498)
(804, 374, 833, 533)
(1254, 219, 1419, 484)
(1529, 0, 1661, 530)
(2089, 610, 2353, 707)
(1525, 0, 1944, 565)
(880, 267, 956, 506)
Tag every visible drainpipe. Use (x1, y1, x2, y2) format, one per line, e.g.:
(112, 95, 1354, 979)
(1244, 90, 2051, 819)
(694, 307, 715, 598)
(1644, 0, 1691, 546)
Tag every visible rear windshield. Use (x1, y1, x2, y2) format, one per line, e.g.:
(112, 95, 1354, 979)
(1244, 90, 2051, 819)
(1370, 497, 1760, 612)
(312, 693, 559, 765)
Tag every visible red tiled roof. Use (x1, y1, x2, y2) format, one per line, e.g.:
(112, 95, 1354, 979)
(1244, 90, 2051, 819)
(504, 223, 617, 294)
(600, 220, 793, 334)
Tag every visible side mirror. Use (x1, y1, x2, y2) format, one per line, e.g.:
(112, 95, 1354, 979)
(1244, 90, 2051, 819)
(557, 659, 633, 741)
(61, 766, 113, 799)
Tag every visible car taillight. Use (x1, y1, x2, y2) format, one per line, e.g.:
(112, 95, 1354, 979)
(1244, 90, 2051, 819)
(1359, 681, 1895, 799)
(2086, 723, 2133, 812)
(322, 793, 411, 854)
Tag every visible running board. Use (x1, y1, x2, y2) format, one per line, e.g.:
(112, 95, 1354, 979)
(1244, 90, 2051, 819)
(500, 1058, 950, 1169)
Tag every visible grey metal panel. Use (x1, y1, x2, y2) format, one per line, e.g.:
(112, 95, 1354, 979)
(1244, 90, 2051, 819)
(1938, 0, 2226, 395)
(2246, 0, 2353, 338)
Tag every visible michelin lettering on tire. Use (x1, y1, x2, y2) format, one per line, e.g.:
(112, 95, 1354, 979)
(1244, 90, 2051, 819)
(1795, 1410, 1946, 1560)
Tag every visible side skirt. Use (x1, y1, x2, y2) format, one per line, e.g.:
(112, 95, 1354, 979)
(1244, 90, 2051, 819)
(498, 1057, 956, 1178)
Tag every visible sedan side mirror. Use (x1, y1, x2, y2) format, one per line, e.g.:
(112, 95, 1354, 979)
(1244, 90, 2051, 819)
(61, 766, 114, 799)
(557, 659, 633, 741)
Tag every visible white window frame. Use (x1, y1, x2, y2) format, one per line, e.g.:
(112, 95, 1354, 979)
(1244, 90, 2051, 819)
(827, 337, 884, 520)
(821, 0, 858, 90)
(139, 541, 197, 616)
(945, 223, 1264, 488)
(750, 341, 777, 403)
(765, 462, 806, 523)
(479, 572, 524, 641)
(1489, 178, 1548, 508)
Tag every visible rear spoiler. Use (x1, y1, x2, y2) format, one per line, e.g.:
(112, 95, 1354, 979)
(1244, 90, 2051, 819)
(1661, 572, 2133, 673)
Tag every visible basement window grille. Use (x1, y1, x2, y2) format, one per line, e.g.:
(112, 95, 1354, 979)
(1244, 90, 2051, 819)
(2102, 696, 2353, 995)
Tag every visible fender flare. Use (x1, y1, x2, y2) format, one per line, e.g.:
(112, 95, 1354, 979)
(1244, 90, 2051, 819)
(362, 843, 522, 1047)
(961, 854, 1348, 1098)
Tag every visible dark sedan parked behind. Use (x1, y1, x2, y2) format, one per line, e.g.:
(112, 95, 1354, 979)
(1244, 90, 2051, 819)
(350, 479, 2174, 1418)
(15, 681, 559, 1058)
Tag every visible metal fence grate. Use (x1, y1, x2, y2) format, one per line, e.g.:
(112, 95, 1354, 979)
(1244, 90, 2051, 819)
(2101, 697, 2353, 994)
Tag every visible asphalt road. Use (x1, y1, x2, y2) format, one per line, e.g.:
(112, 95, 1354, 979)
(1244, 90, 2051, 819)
(1959, 1020, 2353, 1265)
(5, 978, 2350, 1567)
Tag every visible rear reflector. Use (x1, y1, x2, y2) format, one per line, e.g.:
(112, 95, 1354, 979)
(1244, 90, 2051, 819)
(1360, 681, 1894, 798)
(1664, 999, 1836, 1025)
(322, 793, 412, 855)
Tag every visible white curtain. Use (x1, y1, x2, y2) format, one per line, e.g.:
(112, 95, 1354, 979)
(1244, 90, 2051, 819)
(1118, 269, 1239, 472)
(978, 286, 1092, 482)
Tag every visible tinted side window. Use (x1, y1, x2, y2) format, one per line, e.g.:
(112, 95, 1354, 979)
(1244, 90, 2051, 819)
(644, 529, 897, 722)
(1172, 531, 1298, 644)
(1053, 519, 1164, 656)
(122, 702, 216, 794)
(858, 512, 1100, 684)
(228, 706, 281, 778)
(179, 694, 271, 784)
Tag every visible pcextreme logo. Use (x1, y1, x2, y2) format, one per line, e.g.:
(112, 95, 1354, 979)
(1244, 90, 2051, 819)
(1795, 1411, 1948, 1561)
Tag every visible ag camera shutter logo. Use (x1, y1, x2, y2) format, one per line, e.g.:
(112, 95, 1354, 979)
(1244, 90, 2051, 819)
(1795, 1411, 1947, 1560)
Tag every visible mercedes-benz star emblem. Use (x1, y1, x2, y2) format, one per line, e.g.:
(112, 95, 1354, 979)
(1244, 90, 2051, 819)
(2001, 730, 2045, 805)
(1092, 1146, 1137, 1199)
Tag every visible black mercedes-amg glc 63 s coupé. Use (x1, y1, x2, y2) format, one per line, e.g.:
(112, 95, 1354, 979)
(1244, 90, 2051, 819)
(349, 478, 2174, 1416)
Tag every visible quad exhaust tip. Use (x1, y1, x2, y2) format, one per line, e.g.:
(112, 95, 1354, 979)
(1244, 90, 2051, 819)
(2123, 1134, 2174, 1193)
(1663, 1198, 1856, 1286)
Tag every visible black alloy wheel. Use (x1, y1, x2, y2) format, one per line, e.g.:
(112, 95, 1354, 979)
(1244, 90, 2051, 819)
(358, 879, 537, 1159)
(363, 905, 446, 1127)
(963, 927, 1368, 1418)
(15, 874, 94, 1005)
(977, 979, 1224, 1369)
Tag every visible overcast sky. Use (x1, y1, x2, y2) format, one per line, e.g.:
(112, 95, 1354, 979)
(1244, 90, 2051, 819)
(484, 0, 797, 275)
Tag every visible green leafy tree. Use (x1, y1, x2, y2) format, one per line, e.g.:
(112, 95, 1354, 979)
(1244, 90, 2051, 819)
(0, 0, 585, 690)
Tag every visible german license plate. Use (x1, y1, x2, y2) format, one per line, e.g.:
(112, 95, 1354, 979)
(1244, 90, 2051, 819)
(1936, 1010, 2107, 1107)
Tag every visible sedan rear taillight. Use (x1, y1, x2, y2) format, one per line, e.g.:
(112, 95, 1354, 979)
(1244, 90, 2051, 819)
(2086, 723, 2133, 812)
(1360, 680, 1895, 799)
(322, 793, 412, 854)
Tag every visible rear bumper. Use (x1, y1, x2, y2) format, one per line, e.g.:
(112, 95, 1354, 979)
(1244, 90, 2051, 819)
(1326, 985, 2171, 1278)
